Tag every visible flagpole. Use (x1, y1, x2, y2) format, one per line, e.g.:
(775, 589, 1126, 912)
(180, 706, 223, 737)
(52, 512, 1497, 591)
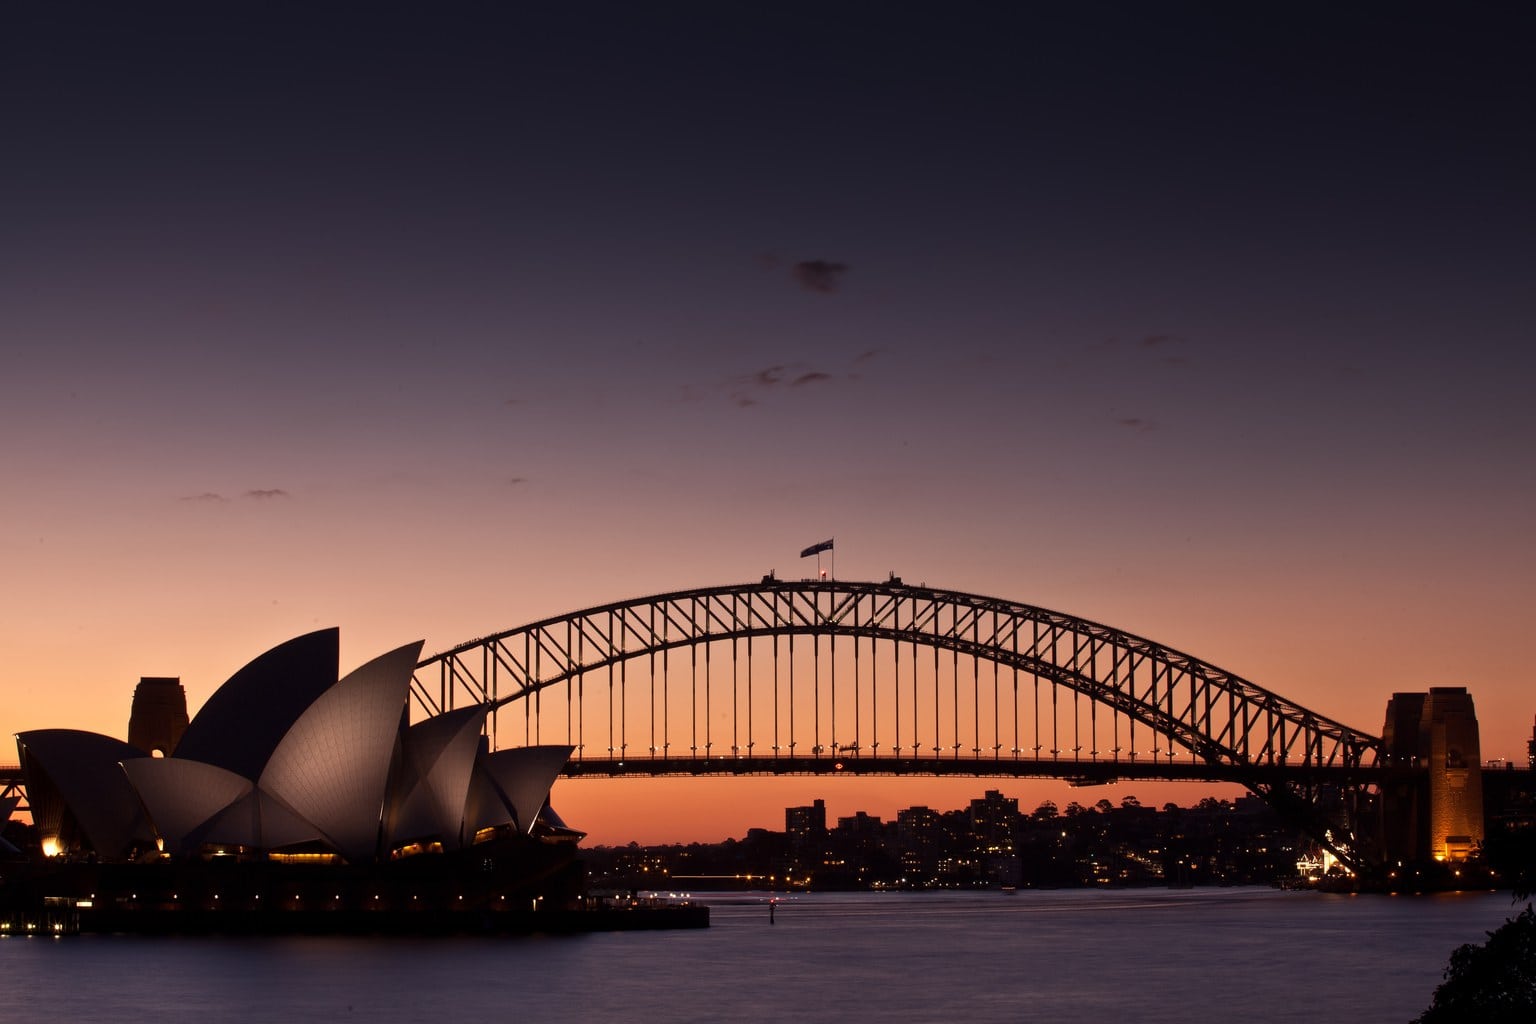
(799, 538, 835, 579)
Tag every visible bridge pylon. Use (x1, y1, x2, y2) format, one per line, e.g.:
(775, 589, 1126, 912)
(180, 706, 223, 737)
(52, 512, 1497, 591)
(1379, 688, 1484, 865)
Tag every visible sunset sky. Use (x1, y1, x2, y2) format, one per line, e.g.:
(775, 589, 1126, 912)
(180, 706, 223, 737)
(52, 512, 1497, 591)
(3, 5, 1532, 845)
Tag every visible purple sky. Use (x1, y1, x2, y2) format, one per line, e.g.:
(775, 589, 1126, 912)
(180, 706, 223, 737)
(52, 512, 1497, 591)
(3, 4, 1532, 843)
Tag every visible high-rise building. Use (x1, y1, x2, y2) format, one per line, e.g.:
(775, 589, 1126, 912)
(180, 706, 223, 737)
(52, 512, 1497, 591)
(894, 805, 941, 876)
(969, 789, 1018, 854)
(786, 798, 826, 838)
(896, 805, 940, 844)
(785, 798, 827, 872)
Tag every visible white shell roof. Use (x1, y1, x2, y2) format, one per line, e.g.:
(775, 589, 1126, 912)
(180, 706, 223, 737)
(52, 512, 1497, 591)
(173, 628, 339, 781)
(386, 705, 488, 848)
(18, 632, 576, 863)
(16, 729, 152, 859)
(468, 745, 574, 835)
(259, 641, 421, 862)
(121, 757, 253, 856)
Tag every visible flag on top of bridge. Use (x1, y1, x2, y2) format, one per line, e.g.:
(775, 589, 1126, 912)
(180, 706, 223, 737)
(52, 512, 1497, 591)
(800, 539, 834, 558)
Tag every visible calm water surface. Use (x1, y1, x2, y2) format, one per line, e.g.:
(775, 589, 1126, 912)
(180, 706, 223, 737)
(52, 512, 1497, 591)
(2, 888, 1520, 1023)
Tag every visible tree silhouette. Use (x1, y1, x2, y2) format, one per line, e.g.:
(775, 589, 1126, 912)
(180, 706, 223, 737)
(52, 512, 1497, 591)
(1413, 905, 1536, 1023)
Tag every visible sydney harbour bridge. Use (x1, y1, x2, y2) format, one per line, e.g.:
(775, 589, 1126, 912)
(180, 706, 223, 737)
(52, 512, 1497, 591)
(406, 577, 1401, 869)
(5, 577, 1480, 873)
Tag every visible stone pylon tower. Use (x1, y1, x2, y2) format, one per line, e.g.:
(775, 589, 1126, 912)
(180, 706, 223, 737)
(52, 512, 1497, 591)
(1379, 691, 1427, 863)
(1379, 687, 1483, 863)
(1420, 687, 1483, 861)
(127, 676, 189, 757)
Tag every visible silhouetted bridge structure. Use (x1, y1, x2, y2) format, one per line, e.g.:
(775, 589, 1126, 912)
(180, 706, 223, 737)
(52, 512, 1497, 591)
(5, 578, 1477, 871)
(409, 578, 1397, 867)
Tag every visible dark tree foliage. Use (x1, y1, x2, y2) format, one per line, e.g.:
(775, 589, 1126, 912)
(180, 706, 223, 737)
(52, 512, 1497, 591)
(1413, 905, 1536, 1024)
(1482, 826, 1536, 902)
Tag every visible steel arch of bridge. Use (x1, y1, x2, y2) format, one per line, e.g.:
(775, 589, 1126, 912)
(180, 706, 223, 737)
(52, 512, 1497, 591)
(412, 579, 1385, 861)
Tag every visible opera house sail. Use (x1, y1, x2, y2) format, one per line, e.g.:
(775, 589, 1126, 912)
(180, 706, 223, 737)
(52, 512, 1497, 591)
(3, 629, 588, 932)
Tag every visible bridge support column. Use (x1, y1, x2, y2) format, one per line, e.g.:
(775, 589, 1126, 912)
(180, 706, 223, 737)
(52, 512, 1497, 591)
(1379, 687, 1484, 863)
(127, 677, 189, 757)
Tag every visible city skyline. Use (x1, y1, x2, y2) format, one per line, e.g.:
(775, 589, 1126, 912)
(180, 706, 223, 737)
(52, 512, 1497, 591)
(4, 6, 1532, 846)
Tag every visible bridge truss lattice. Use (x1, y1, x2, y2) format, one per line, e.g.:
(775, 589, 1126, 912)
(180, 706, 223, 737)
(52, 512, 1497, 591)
(412, 579, 1386, 864)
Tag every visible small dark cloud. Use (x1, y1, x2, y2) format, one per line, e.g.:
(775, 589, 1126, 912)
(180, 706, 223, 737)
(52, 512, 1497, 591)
(1077, 333, 1192, 371)
(244, 488, 290, 500)
(853, 348, 882, 364)
(792, 259, 849, 294)
(508, 476, 528, 486)
(179, 492, 228, 503)
(726, 364, 788, 405)
(724, 355, 861, 406)
(1140, 333, 1193, 368)
(1117, 417, 1157, 432)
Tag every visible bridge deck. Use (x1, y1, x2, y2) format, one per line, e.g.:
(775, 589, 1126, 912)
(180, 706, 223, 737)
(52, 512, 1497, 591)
(560, 755, 1393, 786)
(0, 758, 1393, 794)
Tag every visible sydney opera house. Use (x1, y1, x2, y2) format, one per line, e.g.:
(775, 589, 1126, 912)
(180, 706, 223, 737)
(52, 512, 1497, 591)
(3, 629, 589, 932)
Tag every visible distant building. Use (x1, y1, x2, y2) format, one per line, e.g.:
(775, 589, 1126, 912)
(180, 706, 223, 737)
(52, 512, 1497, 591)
(835, 811, 882, 835)
(969, 789, 1018, 854)
(786, 799, 826, 839)
(968, 790, 1021, 885)
(895, 805, 942, 877)
(786, 799, 827, 870)
(897, 805, 940, 847)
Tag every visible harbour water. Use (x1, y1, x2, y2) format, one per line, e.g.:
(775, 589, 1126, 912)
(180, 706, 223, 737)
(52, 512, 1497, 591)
(2, 887, 1521, 1023)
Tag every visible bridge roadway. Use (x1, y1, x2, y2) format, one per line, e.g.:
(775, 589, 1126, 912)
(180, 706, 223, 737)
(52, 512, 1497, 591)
(559, 754, 1395, 786)
(9, 759, 1517, 809)
(0, 758, 1395, 788)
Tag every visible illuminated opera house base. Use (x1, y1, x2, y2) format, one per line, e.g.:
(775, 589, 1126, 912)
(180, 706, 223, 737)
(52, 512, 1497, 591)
(3, 629, 703, 933)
